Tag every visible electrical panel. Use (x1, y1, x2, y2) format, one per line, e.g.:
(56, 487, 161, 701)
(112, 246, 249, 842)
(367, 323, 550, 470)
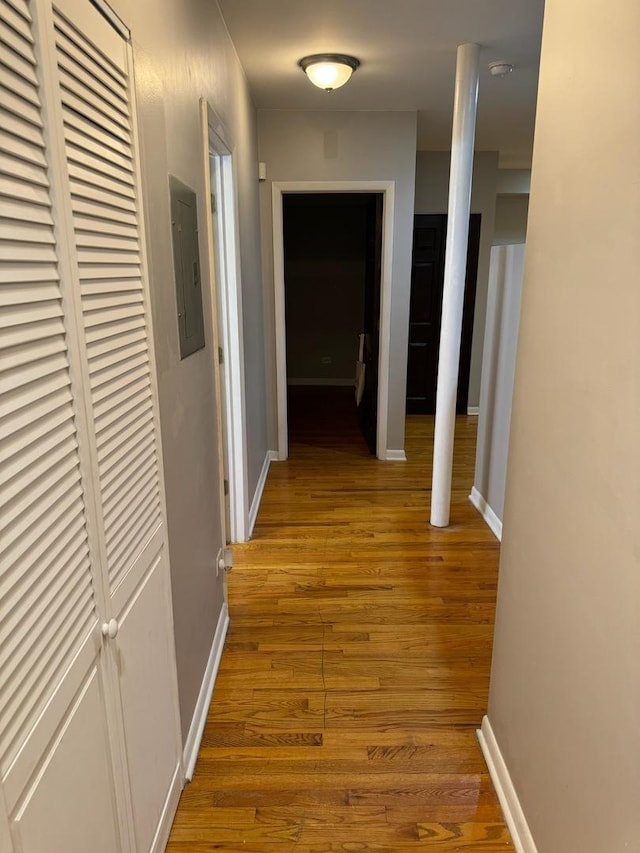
(169, 177, 205, 358)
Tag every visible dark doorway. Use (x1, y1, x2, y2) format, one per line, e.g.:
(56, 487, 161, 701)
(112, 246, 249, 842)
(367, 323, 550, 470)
(406, 213, 481, 414)
(283, 193, 383, 455)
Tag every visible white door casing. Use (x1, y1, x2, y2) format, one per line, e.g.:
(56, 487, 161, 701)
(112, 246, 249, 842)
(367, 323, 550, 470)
(201, 100, 249, 543)
(271, 180, 395, 461)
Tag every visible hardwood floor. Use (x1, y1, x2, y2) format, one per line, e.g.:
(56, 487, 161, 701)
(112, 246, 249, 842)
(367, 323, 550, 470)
(166, 388, 509, 851)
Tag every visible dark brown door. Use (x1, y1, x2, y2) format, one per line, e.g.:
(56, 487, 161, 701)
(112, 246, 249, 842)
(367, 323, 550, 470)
(359, 193, 384, 455)
(406, 213, 481, 414)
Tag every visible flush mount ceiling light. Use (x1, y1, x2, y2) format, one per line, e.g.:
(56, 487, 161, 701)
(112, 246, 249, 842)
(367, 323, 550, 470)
(298, 54, 360, 92)
(488, 61, 514, 77)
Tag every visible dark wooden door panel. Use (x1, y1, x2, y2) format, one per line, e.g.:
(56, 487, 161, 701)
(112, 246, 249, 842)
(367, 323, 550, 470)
(406, 214, 480, 415)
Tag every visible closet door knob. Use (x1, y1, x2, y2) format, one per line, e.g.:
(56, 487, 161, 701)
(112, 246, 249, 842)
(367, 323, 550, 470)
(101, 618, 119, 639)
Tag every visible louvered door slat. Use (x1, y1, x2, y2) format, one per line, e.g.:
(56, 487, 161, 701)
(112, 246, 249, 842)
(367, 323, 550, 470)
(83, 293, 143, 318)
(3, 63, 40, 105)
(75, 233, 139, 254)
(4, 0, 31, 22)
(1, 581, 94, 763)
(66, 141, 135, 188)
(0, 126, 46, 166)
(0, 350, 70, 393)
(91, 349, 148, 391)
(0, 0, 100, 789)
(53, 9, 125, 82)
(96, 397, 152, 458)
(2, 541, 89, 669)
(1, 439, 79, 528)
(1, 0, 33, 43)
(58, 66, 129, 129)
(93, 373, 149, 426)
(0, 179, 50, 210)
(63, 115, 131, 162)
(0, 413, 75, 485)
(69, 177, 136, 214)
(0, 495, 84, 607)
(56, 44, 128, 114)
(1, 85, 41, 126)
(75, 212, 138, 243)
(0, 219, 55, 244)
(2, 532, 86, 653)
(3, 196, 53, 226)
(94, 387, 152, 443)
(0, 389, 72, 467)
(86, 324, 145, 361)
(0, 151, 50, 185)
(3, 241, 58, 265)
(0, 42, 37, 84)
(1, 108, 44, 149)
(65, 126, 131, 173)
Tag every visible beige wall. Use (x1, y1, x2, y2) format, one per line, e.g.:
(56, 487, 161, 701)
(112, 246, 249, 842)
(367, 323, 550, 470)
(111, 0, 266, 743)
(258, 110, 417, 453)
(414, 151, 499, 409)
(488, 0, 640, 850)
(493, 195, 529, 245)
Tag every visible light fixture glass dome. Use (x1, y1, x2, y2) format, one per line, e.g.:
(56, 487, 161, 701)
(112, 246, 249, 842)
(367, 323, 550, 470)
(298, 54, 360, 92)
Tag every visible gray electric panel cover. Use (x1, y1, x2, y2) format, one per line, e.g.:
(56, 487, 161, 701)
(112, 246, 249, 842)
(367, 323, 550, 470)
(169, 177, 205, 358)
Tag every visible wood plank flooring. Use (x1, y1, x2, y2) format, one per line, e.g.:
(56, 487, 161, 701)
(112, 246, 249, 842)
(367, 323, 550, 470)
(166, 388, 509, 851)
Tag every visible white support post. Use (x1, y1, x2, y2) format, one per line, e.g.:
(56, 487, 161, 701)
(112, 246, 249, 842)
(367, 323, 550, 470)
(431, 42, 481, 528)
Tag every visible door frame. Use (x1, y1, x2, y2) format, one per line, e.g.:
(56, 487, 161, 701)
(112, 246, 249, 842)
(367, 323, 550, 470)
(200, 100, 249, 543)
(271, 180, 395, 460)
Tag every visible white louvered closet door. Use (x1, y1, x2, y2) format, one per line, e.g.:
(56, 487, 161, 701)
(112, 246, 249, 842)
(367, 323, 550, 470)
(48, 1, 182, 851)
(1, 0, 182, 850)
(0, 0, 125, 850)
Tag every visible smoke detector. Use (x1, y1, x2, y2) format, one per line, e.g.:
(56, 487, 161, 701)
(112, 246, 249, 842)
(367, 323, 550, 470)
(488, 61, 514, 77)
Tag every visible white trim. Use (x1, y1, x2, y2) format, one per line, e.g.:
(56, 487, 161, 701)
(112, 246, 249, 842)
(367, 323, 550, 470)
(89, 0, 130, 39)
(271, 180, 395, 462)
(203, 102, 250, 543)
(383, 449, 407, 461)
(183, 603, 230, 781)
(248, 451, 278, 537)
(467, 406, 480, 415)
(477, 717, 539, 853)
(287, 378, 354, 387)
(469, 486, 503, 541)
(149, 763, 182, 853)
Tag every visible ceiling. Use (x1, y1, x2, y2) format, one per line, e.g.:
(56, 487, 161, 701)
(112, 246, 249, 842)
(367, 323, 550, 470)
(218, 0, 545, 165)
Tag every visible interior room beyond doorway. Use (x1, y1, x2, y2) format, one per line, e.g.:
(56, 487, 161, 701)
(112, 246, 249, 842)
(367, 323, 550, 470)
(283, 192, 383, 455)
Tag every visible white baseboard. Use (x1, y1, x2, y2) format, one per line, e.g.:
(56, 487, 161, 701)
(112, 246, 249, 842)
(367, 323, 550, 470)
(150, 762, 182, 853)
(183, 602, 229, 781)
(248, 450, 277, 536)
(469, 486, 503, 541)
(477, 716, 538, 853)
(383, 449, 407, 461)
(467, 406, 480, 415)
(287, 378, 354, 386)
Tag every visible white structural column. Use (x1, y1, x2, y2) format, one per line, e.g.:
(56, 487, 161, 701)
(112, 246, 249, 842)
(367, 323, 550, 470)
(431, 42, 481, 527)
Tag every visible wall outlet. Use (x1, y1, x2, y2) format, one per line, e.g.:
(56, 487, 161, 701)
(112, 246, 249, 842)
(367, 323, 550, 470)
(321, 356, 332, 365)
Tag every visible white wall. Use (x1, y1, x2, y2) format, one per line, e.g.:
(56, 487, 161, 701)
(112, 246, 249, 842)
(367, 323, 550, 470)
(258, 110, 417, 453)
(472, 244, 525, 533)
(487, 0, 640, 850)
(414, 151, 499, 408)
(111, 0, 267, 743)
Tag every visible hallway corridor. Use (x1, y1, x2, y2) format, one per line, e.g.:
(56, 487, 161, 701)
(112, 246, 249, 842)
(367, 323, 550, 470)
(166, 398, 510, 850)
